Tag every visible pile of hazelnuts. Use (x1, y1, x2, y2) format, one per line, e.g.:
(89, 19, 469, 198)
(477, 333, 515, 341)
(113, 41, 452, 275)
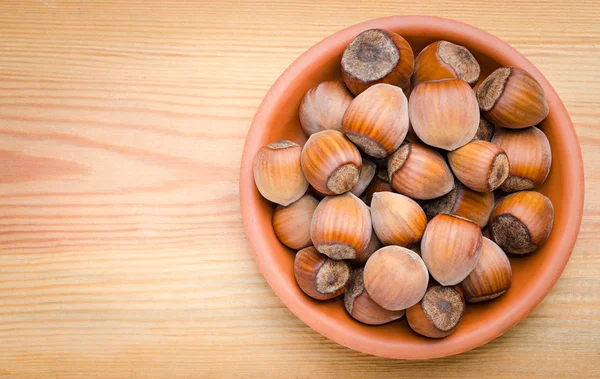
(253, 29, 554, 338)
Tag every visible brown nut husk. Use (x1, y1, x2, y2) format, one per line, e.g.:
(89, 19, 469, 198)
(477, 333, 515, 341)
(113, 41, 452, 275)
(299, 80, 354, 136)
(473, 118, 495, 142)
(253, 140, 309, 206)
(412, 41, 480, 87)
(342, 83, 409, 158)
(406, 285, 465, 338)
(388, 142, 454, 200)
(272, 194, 319, 250)
(421, 181, 494, 228)
(492, 126, 552, 192)
(344, 268, 405, 325)
(294, 247, 352, 300)
(362, 169, 392, 206)
(301, 130, 362, 195)
(477, 67, 549, 129)
(341, 29, 414, 95)
(370, 192, 427, 247)
(489, 191, 554, 254)
(364, 246, 429, 311)
(350, 159, 377, 197)
(459, 237, 512, 302)
(310, 192, 372, 260)
(421, 214, 483, 286)
(448, 140, 510, 192)
(409, 78, 480, 151)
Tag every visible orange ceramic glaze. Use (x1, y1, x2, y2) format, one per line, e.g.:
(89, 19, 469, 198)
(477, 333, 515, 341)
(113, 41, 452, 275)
(239, 16, 584, 359)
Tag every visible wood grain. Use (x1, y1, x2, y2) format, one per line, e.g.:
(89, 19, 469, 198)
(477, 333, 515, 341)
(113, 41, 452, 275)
(0, 0, 598, 377)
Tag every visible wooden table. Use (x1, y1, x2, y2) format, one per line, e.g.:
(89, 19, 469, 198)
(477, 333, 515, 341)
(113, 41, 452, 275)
(0, 1, 598, 377)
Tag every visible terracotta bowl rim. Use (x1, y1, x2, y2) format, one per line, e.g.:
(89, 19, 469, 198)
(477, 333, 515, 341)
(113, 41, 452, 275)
(239, 15, 584, 359)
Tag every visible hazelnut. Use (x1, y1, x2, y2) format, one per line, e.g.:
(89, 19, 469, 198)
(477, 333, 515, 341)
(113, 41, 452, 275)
(362, 169, 392, 206)
(412, 41, 480, 87)
(341, 29, 414, 95)
(342, 83, 409, 158)
(409, 78, 480, 151)
(448, 140, 510, 192)
(406, 285, 465, 338)
(421, 214, 483, 285)
(477, 67, 549, 129)
(350, 159, 377, 197)
(370, 192, 427, 247)
(364, 246, 429, 311)
(459, 237, 512, 302)
(301, 130, 362, 195)
(353, 229, 382, 264)
(310, 192, 372, 260)
(294, 247, 352, 300)
(272, 194, 319, 250)
(388, 142, 454, 200)
(473, 117, 495, 142)
(421, 181, 494, 229)
(299, 80, 354, 136)
(253, 140, 309, 206)
(344, 268, 405, 325)
(489, 191, 554, 254)
(492, 126, 552, 192)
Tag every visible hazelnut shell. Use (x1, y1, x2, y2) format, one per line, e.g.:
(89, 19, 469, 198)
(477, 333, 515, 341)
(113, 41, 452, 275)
(253, 140, 309, 206)
(299, 80, 354, 136)
(294, 247, 352, 300)
(448, 140, 510, 192)
(412, 40, 480, 87)
(421, 181, 494, 228)
(301, 130, 362, 195)
(421, 214, 483, 285)
(489, 191, 554, 254)
(364, 246, 429, 311)
(477, 67, 549, 129)
(492, 126, 552, 192)
(409, 78, 480, 151)
(272, 194, 319, 250)
(406, 285, 465, 338)
(388, 142, 454, 200)
(341, 29, 414, 95)
(344, 268, 405, 325)
(310, 192, 372, 260)
(459, 237, 512, 302)
(370, 191, 427, 247)
(342, 84, 409, 158)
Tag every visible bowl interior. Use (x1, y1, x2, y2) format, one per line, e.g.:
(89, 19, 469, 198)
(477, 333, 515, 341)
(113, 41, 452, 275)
(240, 16, 583, 359)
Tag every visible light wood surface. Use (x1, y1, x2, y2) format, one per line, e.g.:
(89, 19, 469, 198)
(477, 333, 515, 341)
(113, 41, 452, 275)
(0, 1, 598, 378)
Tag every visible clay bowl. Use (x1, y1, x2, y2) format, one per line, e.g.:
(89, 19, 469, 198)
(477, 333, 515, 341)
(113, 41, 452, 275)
(239, 16, 584, 359)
